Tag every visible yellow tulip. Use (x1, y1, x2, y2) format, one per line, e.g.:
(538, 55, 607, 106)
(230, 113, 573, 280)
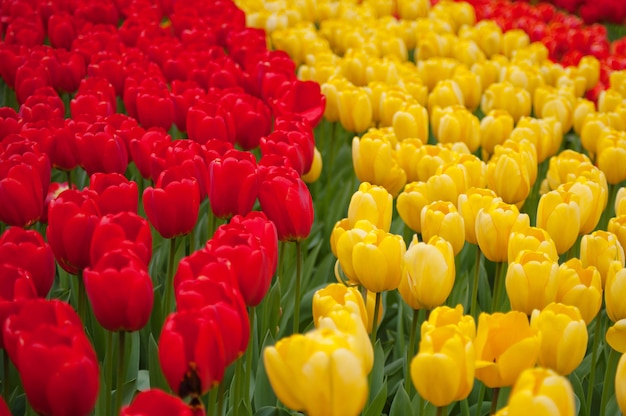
(598, 88, 624, 113)
(616, 187, 626, 216)
(302, 147, 323, 183)
(486, 147, 532, 206)
(468, 20, 502, 58)
(352, 134, 406, 197)
(609, 216, 626, 257)
(533, 86, 574, 134)
(417, 57, 460, 92)
(555, 258, 602, 325)
(572, 98, 596, 136)
(403, 235, 456, 309)
(420, 201, 465, 255)
(410, 326, 475, 407)
(530, 303, 587, 375)
(500, 64, 544, 99)
(544, 149, 592, 191)
(560, 177, 607, 235)
(480, 109, 515, 161)
(596, 129, 626, 185)
(471, 58, 505, 91)
(500, 138, 538, 187)
(475, 200, 530, 263)
(500, 367, 576, 416)
(425, 171, 464, 206)
(580, 113, 622, 159)
(352, 227, 406, 293)
(481, 81, 531, 123)
(457, 153, 487, 189)
(396, 181, 430, 234)
(617, 353, 626, 414)
(348, 182, 393, 232)
(515, 116, 564, 164)
(335, 220, 376, 285)
(396, 0, 429, 19)
(458, 188, 500, 245)
(506, 250, 560, 316)
(427, 79, 465, 113)
(421, 304, 476, 340)
(312, 283, 368, 330)
(396, 139, 424, 183)
(507, 225, 559, 263)
(500, 29, 530, 59)
(264, 328, 369, 416)
(431, 105, 481, 153)
(414, 144, 459, 182)
(452, 67, 483, 112)
(580, 231, 626, 288)
(474, 311, 539, 388)
(536, 188, 580, 255)
(330, 218, 351, 259)
(415, 32, 454, 61)
(606, 262, 626, 353)
(578, 55, 600, 91)
(337, 87, 373, 133)
(379, 89, 410, 127)
(392, 102, 429, 142)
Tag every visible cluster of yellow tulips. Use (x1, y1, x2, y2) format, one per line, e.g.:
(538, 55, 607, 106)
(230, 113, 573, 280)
(235, 0, 626, 414)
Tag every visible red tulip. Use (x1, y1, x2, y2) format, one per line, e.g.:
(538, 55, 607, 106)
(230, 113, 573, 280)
(258, 166, 314, 242)
(70, 76, 117, 118)
(208, 149, 259, 219)
(87, 50, 127, 97)
(0, 44, 27, 89)
(217, 91, 271, 150)
(208, 213, 278, 306)
(121, 389, 196, 416)
(163, 140, 210, 200)
(55, 49, 86, 94)
(47, 11, 78, 50)
(90, 211, 152, 267)
(186, 95, 236, 145)
(0, 108, 21, 140)
(171, 80, 204, 133)
(0, 226, 55, 297)
(133, 78, 175, 131)
(75, 121, 129, 176)
(3, 299, 99, 416)
(270, 80, 326, 128)
(18, 86, 65, 123)
(89, 172, 138, 215)
(84, 250, 154, 332)
(174, 247, 235, 294)
(129, 128, 172, 181)
(46, 188, 101, 274)
(143, 166, 200, 239)
(0, 395, 10, 416)
(0, 264, 39, 348)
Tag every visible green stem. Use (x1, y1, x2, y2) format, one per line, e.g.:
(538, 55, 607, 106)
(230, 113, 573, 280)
(599, 347, 620, 416)
(233, 357, 243, 415)
(471, 248, 482, 319)
(404, 308, 420, 395)
(207, 387, 217, 416)
(293, 240, 302, 334)
(491, 262, 504, 313)
(163, 237, 177, 315)
(461, 398, 470, 416)
(244, 307, 255, 403)
(585, 314, 603, 416)
(490, 387, 500, 415)
(278, 241, 286, 291)
(370, 292, 382, 345)
(476, 382, 486, 416)
(115, 331, 127, 414)
(66, 169, 73, 189)
(436, 405, 447, 416)
(217, 382, 225, 416)
(104, 330, 114, 416)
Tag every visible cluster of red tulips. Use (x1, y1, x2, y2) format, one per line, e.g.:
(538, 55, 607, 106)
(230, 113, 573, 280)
(0, 0, 324, 414)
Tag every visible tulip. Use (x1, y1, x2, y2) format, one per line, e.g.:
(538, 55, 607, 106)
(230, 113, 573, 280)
(573, 98, 596, 136)
(530, 303, 587, 375)
(417, 58, 460, 93)
(499, 138, 538, 188)
(486, 147, 531, 206)
(431, 105, 480, 153)
(609, 216, 626, 257)
(554, 258, 602, 325)
(499, 367, 576, 416)
(425, 170, 464, 207)
(481, 81, 531, 123)
(302, 146, 323, 183)
(262, 115, 315, 175)
(352, 134, 406, 198)
(219, 91, 272, 150)
(411, 326, 475, 407)
(452, 67, 482, 112)
(74, 125, 129, 176)
(89, 172, 138, 215)
(506, 250, 560, 316)
(337, 87, 373, 133)
(427, 79, 464, 113)
(258, 166, 314, 242)
(414, 143, 461, 183)
(348, 182, 393, 233)
(458, 188, 500, 246)
(480, 109, 514, 161)
(420, 201, 465, 255)
(397, 139, 424, 184)
(143, 167, 200, 239)
(475, 200, 530, 263)
(617, 353, 626, 414)
(421, 304, 476, 340)
(263, 328, 369, 416)
(616, 187, 626, 217)
(312, 283, 368, 330)
(402, 235, 455, 309)
(208, 149, 259, 220)
(559, 177, 607, 235)
(121, 389, 196, 416)
(605, 262, 626, 352)
(396, 182, 430, 234)
(580, 114, 621, 159)
(507, 226, 559, 263)
(474, 311, 539, 388)
(90, 212, 152, 268)
(596, 130, 626, 185)
(392, 102, 429, 142)
(580, 231, 626, 288)
(516, 116, 564, 164)
(536, 189, 581, 255)
(0, 226, 55, 298)
(4, 299, 99, 416)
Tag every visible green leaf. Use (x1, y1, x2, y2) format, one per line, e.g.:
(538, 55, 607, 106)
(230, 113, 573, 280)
(254, 406, 295, 416)
(568, 372, 585, 414)
(389, 384, 412, 416)
(147, 333, 169, 392)
(363, 381, 387, 416)
(368, 340, 385, 405)
(125, 331, 140, 382)
(254, 332, 277, 411)
(136, 369, 150, 392)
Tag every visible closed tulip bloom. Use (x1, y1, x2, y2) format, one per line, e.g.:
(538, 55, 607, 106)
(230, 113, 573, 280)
(421, 304, 476, 340)
(474, 311, 539, 388)
(431, 105, 480, 153)
(348, 182, 393, 232)
(335, 220, 377, 285)
(338, 87, 373, 133)
(508, 226, 559, 263)
(414, 144, 460, 183)
(609, 216, 626, 257)
(264, 328, 369, 416)
(425, 171, 464, 208)
(392, 102, 428, 142)
(427, 79, 464, 113)
(536, 189, 581, 255)
(530, 303, 587, 375)
(506, 250, 560, 316)
(259, 166, 314, 242)
(617, 353, 626, 414)
(352, 135, 406, 198)
(89, 172, 138, 216)
(481, 81, 531, 123)
(605, 262, 626, 352)
(453, 68, 483, 112)
(486, 147, 531, 206)
(90, 212, 152, 267)
(544, 150, 594, 191)
(559, 177, 607, 235)
(458, 188, 500, 245)
(420, 201, 465, 255)
(411, 326, 475, 407)
(475, 200, 530, 263)
(500, 368, 576, 416)
(480, 109, 514, 161)
(403, 235, 455, 309)
(143, 167, 200, 239)
(84, 250, 153, 332)
(500, 138, 538, 188)
(516, 117, 564, 164)
(581, 231, 626, 288)
(555, 259, 602, 325)
(397, 181, 430, 234)
(121, 389, 195, 416)
(596, 130, 626, 185)
(616, 187, 626, 216)
(302, 146, 323, 184)
(312, 283, 368, 330)
(573, 98, 596, 136)
(396, 139, 424, 183)
(351, 228, 406, 293)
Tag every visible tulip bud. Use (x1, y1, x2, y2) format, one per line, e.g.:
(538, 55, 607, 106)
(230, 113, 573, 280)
(580, 231, 625, 288)
(312, 283, 368, 330)
(421, 304, 476, 340)
(596, 129, 626, 185)
(396, 139, 424, 183)
(476, 200, 530, 263)
(458, 188, 500, 245)
(506, 250, 560, 316)
(431, 105, 480, 153)
(536, 188, 581, 255)
(486, 147, 532, 206)
(352, 134, 406, 197)
(480, 109, 514, 161)
(352, 228, 406, 293)
(508, 225, 558, 263)
(420, 201, 465, 255)
(555, 258, 602, 325)
(348, 182, 393, 232)
(338, 87, 373, 133)
(481, 81, 531, 123)
(392, 102, 429, 142)
(427, 79, 464, 113)
(530, 303, 587, 375)
(396, 181, 430, 234)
